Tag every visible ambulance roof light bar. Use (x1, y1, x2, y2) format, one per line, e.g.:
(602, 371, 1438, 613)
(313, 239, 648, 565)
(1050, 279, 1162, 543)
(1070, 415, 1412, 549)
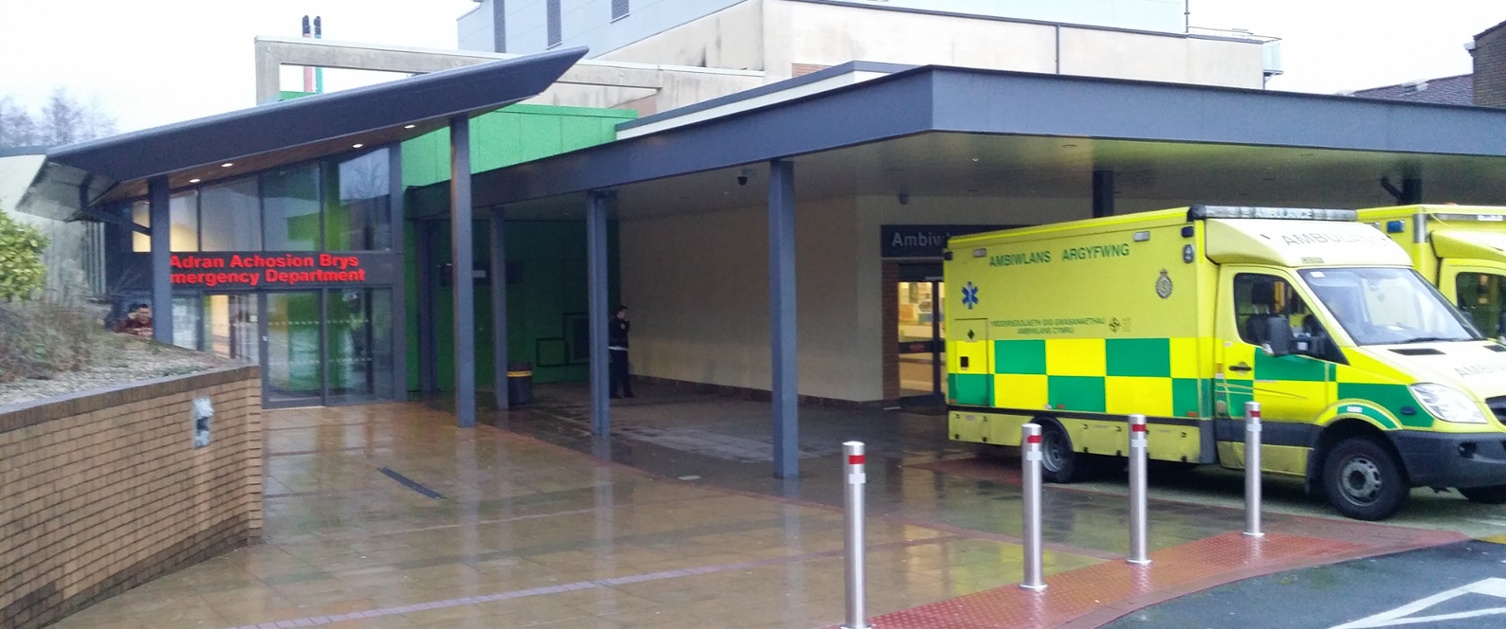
(1187, 205, 1358, 222)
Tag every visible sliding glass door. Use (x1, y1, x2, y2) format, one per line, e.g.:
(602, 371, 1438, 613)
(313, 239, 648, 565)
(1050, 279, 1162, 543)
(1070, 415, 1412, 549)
(261, 289, 395, 408)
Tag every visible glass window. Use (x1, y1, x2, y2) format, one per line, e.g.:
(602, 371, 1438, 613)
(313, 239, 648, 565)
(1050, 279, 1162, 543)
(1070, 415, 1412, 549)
(262, 166, 321, 251)
(323, 150, 392, 251)
(1233, 274, 1313, 346)
(131, 195, 199, 252)
(131, 201, 149, 252)
(169, 192, 198, 252)
(1301, 268, 1480, 345)
(171, 295, 202, 351)
(1455, 273, 1506, 339)
(200, 178, 262, 251)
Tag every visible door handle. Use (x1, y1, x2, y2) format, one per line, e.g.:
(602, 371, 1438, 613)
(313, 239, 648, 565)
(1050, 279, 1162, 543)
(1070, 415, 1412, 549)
(1229, 362, 1253, 373)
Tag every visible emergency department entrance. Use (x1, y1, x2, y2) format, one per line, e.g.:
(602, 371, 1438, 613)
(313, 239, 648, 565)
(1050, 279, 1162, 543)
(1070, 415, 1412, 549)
(883, 225, 1007, 404)
(105, 147, 405, 409)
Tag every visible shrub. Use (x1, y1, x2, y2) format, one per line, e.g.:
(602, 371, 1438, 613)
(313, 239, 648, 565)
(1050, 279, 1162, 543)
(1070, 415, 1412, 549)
(0, 302, 103, 382)
(0, 210, 48, 300)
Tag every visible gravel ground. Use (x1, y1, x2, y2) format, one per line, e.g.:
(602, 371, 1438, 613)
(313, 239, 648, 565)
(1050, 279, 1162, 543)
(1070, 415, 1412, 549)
(0, 333, 233, 407)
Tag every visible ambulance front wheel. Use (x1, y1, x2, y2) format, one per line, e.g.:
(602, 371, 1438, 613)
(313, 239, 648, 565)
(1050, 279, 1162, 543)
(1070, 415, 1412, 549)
(1321, 436, 1408, 521)
(1038, 419, 1087, 484)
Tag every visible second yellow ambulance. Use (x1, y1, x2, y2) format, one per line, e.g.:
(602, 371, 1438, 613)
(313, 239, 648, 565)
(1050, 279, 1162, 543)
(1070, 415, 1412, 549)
(1359, 205, 1506, 340)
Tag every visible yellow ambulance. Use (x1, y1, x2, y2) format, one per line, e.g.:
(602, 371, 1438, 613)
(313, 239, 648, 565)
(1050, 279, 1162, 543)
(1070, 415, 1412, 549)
(944, 206, 1506, 520)
(1358, 205, 1506, 341)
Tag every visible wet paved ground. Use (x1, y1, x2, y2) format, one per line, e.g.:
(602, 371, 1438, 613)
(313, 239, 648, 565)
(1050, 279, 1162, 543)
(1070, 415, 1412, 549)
(48, 382, 1496, 628)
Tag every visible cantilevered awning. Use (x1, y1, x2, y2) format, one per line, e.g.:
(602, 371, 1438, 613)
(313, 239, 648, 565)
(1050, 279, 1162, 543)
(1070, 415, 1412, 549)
(465, 64, 1506, 218)
(18, 46, 587, 221)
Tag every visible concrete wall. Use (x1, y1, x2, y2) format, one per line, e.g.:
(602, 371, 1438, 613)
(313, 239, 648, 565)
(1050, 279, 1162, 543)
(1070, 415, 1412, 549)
(796, 0, 1187, 34)
(772, 0, 1266, 87)
(597, 0, 765, 70)
(620, 193, 1231, 403)
(1058, 27, 1266, 88)
(457, 0, 494, 51)
(528, 69, 764, 113)
(620, 197, 862, 401)
(0, 366, 263, 629)
(478, 0, 747, 56)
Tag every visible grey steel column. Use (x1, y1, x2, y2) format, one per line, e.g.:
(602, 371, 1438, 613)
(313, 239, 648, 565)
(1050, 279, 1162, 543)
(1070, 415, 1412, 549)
(931, 279, 942, 396)
(388, 144, 408, 402)
(769, 159, 798, 479)
(587, 191, 612, 436)
(1092, 169, 1115, 218)
(490, 208, 509, 411)
(450, 115, 476, 428)
(147, 176, 173, 345)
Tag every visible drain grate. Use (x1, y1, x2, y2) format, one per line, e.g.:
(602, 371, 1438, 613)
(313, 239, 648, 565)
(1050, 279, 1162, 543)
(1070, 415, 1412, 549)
(377, 467, 445, 499)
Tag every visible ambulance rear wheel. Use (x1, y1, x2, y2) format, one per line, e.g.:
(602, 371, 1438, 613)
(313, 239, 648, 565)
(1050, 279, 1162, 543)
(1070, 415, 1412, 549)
(1459, 485, 1506, 504)
(1039, 420, 1086, 484)
(1321, 437, 1408, 521)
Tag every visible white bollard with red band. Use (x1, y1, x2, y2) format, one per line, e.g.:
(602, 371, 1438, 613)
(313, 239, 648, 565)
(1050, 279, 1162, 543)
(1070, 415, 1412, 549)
(1128, 414, 1151, 565)
(1244, 401, 1264, 538)
(1021, 423, 1047, 591)
(841, 441, 871, 629)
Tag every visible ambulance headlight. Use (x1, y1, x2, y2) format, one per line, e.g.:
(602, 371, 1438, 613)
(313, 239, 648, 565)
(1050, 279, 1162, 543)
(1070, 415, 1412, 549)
(1410, 384, 1489, 424)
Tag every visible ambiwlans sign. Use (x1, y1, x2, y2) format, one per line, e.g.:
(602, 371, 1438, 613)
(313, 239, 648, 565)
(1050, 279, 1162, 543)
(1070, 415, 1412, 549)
(166, 252, 397, 288)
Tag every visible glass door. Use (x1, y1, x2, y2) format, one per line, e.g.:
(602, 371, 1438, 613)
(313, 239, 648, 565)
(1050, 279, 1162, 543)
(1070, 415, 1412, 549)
(264, 291, 324, 407)
(327, 288, 395, 404)
(261, 289, 396, 407)
(897, 264, 946, 401)
(204, 294, 260, 364)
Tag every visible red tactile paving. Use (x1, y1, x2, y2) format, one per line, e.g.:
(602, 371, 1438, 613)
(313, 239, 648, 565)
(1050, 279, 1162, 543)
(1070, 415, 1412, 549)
(839, 528, 1462, 629)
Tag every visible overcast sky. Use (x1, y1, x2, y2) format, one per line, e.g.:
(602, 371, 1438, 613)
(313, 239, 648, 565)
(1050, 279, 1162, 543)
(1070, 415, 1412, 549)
(0, 0, 1502, 134)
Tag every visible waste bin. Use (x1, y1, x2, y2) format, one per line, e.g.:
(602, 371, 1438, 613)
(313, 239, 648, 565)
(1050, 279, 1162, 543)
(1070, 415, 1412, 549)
(506, 362, 534, 407)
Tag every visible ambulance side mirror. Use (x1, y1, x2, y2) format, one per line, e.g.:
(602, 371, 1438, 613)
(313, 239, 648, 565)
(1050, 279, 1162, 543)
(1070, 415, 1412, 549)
(1265, 318, 1294, 357)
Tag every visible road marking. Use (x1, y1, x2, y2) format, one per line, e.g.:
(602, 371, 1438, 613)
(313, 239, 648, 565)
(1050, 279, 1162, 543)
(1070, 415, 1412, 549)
(1332, 577, 1506, 628)
(1467, 518, 1506, 528)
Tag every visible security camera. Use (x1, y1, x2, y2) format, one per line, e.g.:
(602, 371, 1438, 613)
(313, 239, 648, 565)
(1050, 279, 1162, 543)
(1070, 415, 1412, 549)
(738, 167, 754, 186)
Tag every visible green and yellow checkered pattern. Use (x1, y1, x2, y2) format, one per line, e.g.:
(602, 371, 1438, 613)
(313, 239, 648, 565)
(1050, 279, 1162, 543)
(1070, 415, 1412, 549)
(950, 338, 1205, 418)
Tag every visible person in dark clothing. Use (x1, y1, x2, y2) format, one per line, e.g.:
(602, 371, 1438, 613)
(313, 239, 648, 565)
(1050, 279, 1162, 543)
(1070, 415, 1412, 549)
(115, 303, 153, 338)
(609, 305, 634, 398)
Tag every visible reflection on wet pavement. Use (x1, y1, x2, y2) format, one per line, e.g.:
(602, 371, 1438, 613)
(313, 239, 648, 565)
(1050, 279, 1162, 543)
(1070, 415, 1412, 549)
(50, 383, 1468, 629)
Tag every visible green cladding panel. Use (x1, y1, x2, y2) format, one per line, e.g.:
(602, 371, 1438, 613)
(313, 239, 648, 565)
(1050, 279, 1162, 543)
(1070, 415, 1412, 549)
(400, 104, 632, 393)
(400, 103, 636, 194)
(414, 219, 620, 391)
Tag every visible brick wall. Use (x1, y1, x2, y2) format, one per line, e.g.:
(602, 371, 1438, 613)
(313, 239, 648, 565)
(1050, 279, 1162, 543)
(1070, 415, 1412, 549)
(1474, 21, 1506, 107)
(0, 365, 263, 629)
(791, 63, 832, 77)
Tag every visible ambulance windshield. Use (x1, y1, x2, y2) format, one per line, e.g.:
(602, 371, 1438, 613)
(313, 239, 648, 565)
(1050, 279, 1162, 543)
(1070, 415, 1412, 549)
(1298, 268, 1482, 346)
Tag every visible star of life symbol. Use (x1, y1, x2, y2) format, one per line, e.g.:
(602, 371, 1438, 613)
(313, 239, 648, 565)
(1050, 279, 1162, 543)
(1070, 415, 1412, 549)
(962, 281, 979, 309)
